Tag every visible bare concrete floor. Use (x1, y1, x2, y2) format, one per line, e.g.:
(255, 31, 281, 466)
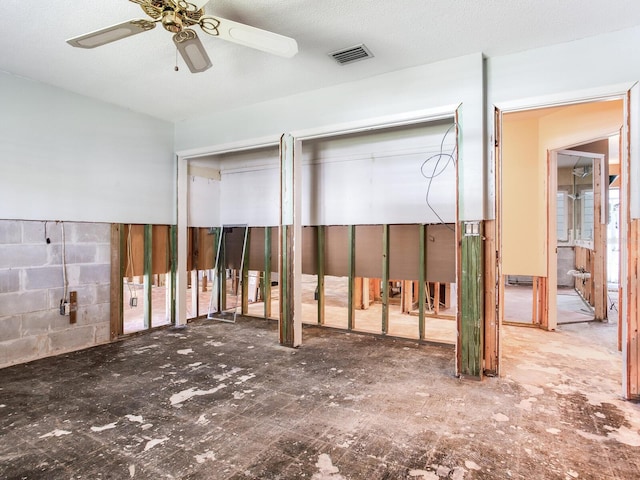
(2, 317, 639, 479)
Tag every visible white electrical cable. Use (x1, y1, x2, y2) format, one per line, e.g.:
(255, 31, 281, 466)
(61, 222, 68, 302)
(420, 122, 458, 230)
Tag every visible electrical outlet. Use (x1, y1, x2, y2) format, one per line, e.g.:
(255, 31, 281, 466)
(59, 300, 70, 316)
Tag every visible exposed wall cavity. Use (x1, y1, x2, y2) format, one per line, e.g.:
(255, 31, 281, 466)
(0, 220, 111, 368)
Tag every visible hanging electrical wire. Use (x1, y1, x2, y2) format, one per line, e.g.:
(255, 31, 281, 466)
(420, 122, 458, 229)
(59, 221, 69, 313)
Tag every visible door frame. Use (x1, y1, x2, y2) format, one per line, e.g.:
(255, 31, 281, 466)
(549, 148, 607, 328)
(492, 83, 635, 397)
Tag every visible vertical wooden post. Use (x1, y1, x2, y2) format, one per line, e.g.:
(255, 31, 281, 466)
(190, 227, 199, 318)
(169, 224, 177, 324)
(629, 219, 639, 398)
(264, 227, 272, 319)
(279, 134, 302, 347)
(353, 278, 362, 309)
(381, 224, 390, 334)
(347, 225, 355, 330)
(434, 282, 441, 315)
(110, 224, 124, 339)
(241, 228, 251, 315)
(218, 234, 226, 313)
(593, 158, 607, 320)
(532, 277, 539, 324)
(176, 156, 188, 327)
(483, 219, 498, 375)
(143, 224, 152, 329)
(401, 280, 413, 313)
(361, 278, 370, 309)
(459, 221, 484, 378)
(419, 224, 426, 340)
(317, 225, 325, 325)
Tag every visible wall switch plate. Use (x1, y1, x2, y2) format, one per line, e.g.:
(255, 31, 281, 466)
(130, 297, 138, 307)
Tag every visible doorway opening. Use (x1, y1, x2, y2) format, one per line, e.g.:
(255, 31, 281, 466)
(497, 97, 625, 394)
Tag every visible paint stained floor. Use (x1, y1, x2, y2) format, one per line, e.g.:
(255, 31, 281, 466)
(1, 317, 639, 479)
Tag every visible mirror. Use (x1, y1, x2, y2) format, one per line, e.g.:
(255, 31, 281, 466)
(557, 154, 594, 245)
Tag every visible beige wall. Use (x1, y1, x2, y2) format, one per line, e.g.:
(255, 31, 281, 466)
(502, 115, 544, 275)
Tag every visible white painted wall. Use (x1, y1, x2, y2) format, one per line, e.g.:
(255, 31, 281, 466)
(176, 53, 485, 221)
(188, 175, 221, 227)
(0, 71, 175, 225)
(188, 122, 456, 227)
(302, 121, 457, 225)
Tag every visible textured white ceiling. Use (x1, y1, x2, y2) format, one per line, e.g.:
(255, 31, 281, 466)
(2, 0, 640, 122)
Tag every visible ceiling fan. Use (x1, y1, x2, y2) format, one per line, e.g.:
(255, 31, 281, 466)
(67, 0, 298, 73)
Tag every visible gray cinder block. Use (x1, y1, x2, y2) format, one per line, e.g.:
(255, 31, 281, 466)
(24, 266, 64, 290)
(0, 220, 21, 244)
(0, 269, 20, 293)
(0, 291, 48, 316)
(0, 315, 22, 341)
(49, 325, 95, 353)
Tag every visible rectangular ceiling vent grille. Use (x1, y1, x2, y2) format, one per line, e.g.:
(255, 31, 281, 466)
(329, 44, 374, 65)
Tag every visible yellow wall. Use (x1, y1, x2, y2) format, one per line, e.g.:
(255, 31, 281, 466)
(502, 116, 545, 275)
(501, 100, 623, 276)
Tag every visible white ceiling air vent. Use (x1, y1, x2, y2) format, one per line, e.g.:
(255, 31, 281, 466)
(329, 44, 374, 65)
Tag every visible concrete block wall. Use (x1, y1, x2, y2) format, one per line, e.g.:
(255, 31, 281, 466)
(0, 220, 111, 368)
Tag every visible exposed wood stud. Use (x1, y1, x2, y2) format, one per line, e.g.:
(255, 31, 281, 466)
(419, 223, 426, 340)
(401, 280, 413, 313)
(460, 221, 484, 378)
(348, 225, 355, 331)
(317, 225, 325, 325)
(143, 224, 152, 329)
(280, 224, 293, 345)
(434, 282, 441, 315)
(483, 219, 498, 375)
(532, 276, 539, 324)
(241, 228, 251, 315)
(629, 218, 639, 397)
(109, 224, 124, 338)
(593, 158, 607, 320)
(191, 227, 199, 317)
(618, 128, 624, 352)
(169, 225, 177, 324)
(218, 233, 226, 313)
(381, 224, 390, 334)
(279, 134, 301, 347)
(264, 227, 272, 319)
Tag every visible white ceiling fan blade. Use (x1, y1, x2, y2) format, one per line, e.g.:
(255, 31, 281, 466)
(173, 29, 212, 73)
(191, 0, 211, 9)
(206, 16, 298, 58)
(67, 20, 156, 49)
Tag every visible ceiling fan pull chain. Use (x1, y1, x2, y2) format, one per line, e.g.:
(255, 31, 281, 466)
(175, 47, 179, 71)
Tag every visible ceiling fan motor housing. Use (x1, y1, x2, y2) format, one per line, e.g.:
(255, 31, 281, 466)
(162, 9, 183, 33)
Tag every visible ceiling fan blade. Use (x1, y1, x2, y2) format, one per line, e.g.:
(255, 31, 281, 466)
(202, 16, 298, 58)
(190, 0, 211, 9)
(173, 29, 212, 73)
(67, 20, 156, 49)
